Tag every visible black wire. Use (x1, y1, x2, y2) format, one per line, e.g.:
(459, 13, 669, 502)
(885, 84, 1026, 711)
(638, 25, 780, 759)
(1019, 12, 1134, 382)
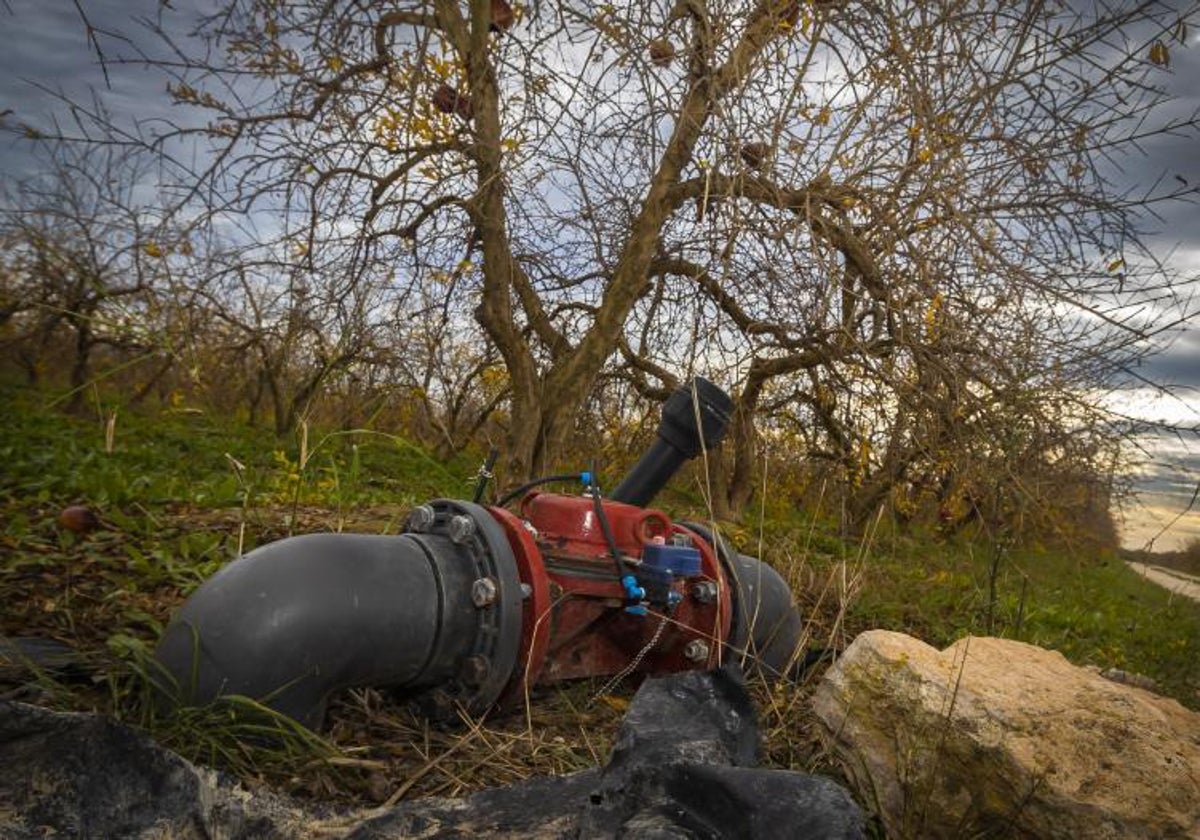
(495, 473, 582, 509)
(472, 448, 500, 503)
(588, 464, 635, 586)
(493, 466, 634, 595)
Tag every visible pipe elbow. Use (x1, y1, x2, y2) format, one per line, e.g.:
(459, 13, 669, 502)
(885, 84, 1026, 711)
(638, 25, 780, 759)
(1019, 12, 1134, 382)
(154, 503, 523, 729)
(680, 522, 803, 680)
(727, 553, 804, 679)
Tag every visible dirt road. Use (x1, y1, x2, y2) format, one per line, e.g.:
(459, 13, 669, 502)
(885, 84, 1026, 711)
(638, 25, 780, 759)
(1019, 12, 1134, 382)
(1127, 562, 1200, 604)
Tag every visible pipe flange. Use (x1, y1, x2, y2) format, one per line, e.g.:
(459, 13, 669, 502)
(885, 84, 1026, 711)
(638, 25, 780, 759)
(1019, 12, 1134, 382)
(679, 521, 744, 651)
(413, 499, 524, 720)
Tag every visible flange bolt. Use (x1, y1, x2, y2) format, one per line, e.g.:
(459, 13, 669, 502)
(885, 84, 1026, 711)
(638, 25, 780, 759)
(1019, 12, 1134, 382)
(449, 514, 477, 544)
(471, 576, 498, 608)
(460, 655, 491, 687)
(407, 505, 436, 533)
(690, 580, 718, 604)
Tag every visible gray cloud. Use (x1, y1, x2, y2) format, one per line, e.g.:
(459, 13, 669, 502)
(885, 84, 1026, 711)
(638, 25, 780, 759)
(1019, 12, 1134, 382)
(1111, 31, 1200, 248)
(1136, 327, 1200, 388)
(1, 0, 202, 176)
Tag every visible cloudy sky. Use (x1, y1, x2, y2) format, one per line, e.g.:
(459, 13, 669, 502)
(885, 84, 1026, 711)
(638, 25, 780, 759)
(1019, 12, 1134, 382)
(2, 0, 1198, 549)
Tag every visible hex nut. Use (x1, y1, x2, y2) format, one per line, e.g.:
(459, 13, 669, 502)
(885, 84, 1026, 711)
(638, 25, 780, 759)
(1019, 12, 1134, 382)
(460, 655, 491, 687)
(471, 576, 498, 607)
(683, 639, 710, 662)
(690, 580, 718, 605)
(407, 504, 436, 533)
(449, 514, 477, 544)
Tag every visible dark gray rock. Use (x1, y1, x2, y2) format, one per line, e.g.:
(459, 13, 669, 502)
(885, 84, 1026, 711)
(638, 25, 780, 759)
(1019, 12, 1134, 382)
(0, 701, 313, 839)
(577, 666, 865, 839)
(0, 668, 865, 840)
(348, 770, 601, 839)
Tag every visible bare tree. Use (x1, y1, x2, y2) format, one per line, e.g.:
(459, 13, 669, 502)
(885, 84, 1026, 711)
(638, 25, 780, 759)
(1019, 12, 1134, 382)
(0, 145, 168, 409)
(55, 0, 1197, 498)
(608, 1, 1198, 519)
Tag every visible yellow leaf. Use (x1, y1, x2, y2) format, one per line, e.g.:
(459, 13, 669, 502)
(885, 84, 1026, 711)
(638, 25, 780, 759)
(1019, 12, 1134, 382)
(326, 55, 344, 73)
(853, 438, 870, 486)
(1107, 258, 1124, 273)
(1149, 40, 1170, 67)
(814, 105, 831, 126)
(925, 292, 943, 334)
(917, 147, 933, 163)
(598, 695, 630, 713)
(142, 242, 163, 258)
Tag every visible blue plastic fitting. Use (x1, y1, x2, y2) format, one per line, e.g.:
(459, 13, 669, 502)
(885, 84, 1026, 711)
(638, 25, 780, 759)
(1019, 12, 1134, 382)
(580, 470, 593, 486)
(621, 574, 646, 601)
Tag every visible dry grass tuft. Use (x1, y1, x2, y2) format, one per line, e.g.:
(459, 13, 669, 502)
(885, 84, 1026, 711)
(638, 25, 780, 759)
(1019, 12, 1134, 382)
(313, 681, 626, 804)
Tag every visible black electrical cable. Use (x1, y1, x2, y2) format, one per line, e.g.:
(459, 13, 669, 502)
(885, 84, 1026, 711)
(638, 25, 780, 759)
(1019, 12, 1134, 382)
(494, 465, 635, 597)
(472, 448, 500, 503)
(588, 465, 637, 587)
(495, 472, 584, 509)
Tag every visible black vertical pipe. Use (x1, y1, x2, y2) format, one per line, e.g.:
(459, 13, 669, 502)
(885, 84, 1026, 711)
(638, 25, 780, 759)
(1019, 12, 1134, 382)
(611, 377, 733, 507)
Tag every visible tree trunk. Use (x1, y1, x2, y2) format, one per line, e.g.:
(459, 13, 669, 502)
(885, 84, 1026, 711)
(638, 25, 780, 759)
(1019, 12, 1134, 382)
(131, 356, 174, 405)
(66, 318, 93, 414)
(452, 0, 787, 484)
(709, 413, 757, 521)
(265, 366, 289, 436)
(247, 370, 265, 427)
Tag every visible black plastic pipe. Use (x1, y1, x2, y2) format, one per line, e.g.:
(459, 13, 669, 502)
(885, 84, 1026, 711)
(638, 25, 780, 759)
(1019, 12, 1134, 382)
(727, 551, 804, 677)
(153, 501, 523, 729)
(611, 377, 734, 507)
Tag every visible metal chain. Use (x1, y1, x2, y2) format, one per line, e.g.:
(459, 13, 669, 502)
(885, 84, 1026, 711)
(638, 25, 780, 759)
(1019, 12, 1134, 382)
(591, 612, 669, 702)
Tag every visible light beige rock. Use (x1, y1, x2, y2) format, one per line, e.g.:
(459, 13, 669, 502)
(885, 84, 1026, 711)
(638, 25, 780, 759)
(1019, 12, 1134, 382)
(812, 630, 1200, 840)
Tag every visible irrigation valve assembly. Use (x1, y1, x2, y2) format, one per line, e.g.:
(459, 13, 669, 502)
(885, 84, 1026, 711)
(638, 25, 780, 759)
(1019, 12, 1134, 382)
(154, 378, 803, 729)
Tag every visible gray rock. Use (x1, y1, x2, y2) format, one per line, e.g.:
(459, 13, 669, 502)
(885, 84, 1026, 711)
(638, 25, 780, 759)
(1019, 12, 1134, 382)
(812, 631, 1200, 840)
(348, 770, 599, 839)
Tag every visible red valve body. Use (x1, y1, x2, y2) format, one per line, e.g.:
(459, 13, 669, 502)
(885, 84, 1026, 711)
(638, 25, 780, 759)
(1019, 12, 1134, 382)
(490, 491, 734, 702)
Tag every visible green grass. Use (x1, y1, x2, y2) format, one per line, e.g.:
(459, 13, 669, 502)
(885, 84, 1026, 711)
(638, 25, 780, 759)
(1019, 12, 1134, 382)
(0, 382, 475, 512)
(747, 513, 1200, 708)
(2, 378, 1198, 808)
